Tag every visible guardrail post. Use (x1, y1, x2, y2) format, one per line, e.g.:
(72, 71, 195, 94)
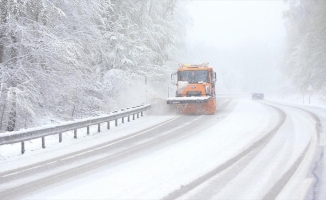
(74, 129, 77, 139)
(42, 137, 45, 148)
(141, 111, 143, 117)
(115, 119, 118, 126)
(59, 133, 62, 143)
(128, 115, 130, 122)
(107, 122, 110, 129)
(122, 117, 124, 124)
(87, 126, 90, 135)
(98, 123, 101, 132)
(21, 141, 25, 154)
(137, 113, 139, 118)
(133, 114, 135, 120)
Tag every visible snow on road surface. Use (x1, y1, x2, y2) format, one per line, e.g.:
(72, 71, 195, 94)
(24, 99, 274, 199)
(272, 103, 326, 200)
(0, 98, 321, 199)
(0, 116, 176, 172)
(180, 101, 316, 200)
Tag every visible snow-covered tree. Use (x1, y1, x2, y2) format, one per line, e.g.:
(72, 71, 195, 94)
(0, 0, 189, 131)
(282, 0, 326, 95)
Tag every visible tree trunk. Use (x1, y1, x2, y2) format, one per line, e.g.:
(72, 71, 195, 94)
(0, 0, 8, 63)
(71, 104, 75, 118)
(0, 98, 6, 129)
(6, 89, 16, 131)
(6, 6, 19, 131)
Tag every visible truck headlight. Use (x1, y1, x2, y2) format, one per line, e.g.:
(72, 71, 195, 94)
(205, 86, 210, 94)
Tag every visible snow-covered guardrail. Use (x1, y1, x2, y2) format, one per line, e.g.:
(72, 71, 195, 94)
(0, 104, 150, 154)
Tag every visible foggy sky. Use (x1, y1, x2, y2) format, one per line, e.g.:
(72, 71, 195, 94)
(184, 0, 286, 94)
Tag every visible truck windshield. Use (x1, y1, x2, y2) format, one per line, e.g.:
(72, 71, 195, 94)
(178, 70, 209, 83)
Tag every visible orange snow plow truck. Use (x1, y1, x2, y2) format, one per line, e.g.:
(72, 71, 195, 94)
(167, 63, 216, 115)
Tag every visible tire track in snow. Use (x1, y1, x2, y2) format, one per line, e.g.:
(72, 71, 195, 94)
(0, 116, 181, 179)
(162, 102, 286, 200)
(0, 101, 236, 199)
(264, 102, 323, 200)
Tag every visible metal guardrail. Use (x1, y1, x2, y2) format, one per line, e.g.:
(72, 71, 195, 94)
(0, 104, 150, 154)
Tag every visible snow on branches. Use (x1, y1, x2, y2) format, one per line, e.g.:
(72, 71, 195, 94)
(0, 0, 188, 131)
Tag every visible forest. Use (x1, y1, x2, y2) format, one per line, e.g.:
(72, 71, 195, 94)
(282, 0, 326, 98)
(0, 0, 188, 131)
(1, 0, 326, 132)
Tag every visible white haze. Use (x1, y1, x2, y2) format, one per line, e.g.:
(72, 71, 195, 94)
(184, 0, 286, 94)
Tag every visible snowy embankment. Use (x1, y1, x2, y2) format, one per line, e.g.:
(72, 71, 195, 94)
(25, 99, 275, 199)
(0, 115, 175, 172)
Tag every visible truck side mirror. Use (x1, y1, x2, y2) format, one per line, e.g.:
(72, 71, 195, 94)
(171, 72, 177, 85)
(213, 72, 216, 83)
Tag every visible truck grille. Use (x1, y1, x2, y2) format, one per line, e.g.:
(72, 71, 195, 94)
(186, 91, 202, 97)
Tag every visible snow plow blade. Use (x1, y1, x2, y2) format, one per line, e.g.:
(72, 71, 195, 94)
(167, 97, 216, 115)
(167, 96, 210, 104)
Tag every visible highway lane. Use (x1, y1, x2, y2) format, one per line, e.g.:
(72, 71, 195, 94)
(164, 101, 286, 199)
(273, 103, 326, 200)
(177, 100, 321, 200)
(1, 98, 322, 199)
(0, 98, 237, 199)
(19, 98, 274, 199)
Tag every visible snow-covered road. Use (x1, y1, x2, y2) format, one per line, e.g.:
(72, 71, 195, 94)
(0, 98, 324, 199)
